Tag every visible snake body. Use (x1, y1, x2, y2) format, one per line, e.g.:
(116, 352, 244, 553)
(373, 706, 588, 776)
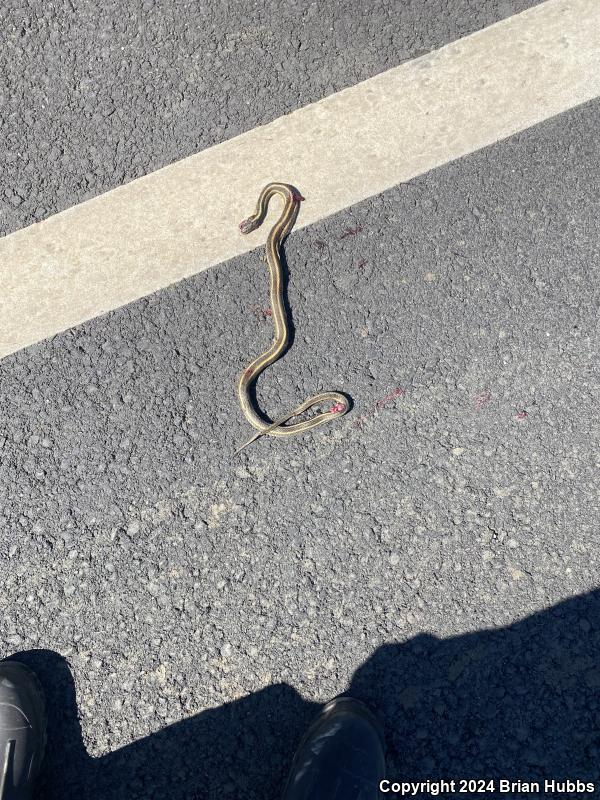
(236, 182, 348, 452)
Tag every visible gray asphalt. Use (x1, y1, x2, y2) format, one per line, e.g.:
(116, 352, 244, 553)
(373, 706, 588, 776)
(2, 1, 600, 798)
(0, 0, 538, 237)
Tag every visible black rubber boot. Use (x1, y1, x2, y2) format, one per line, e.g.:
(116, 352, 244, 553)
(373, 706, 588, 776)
(281, 696, 386, 800)
(0, 660, 47, 800)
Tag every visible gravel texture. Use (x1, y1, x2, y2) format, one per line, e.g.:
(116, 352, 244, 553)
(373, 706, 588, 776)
(1, 98, 600, 797)
(2, 0, 600, 798)
(1, 0, 538, 236)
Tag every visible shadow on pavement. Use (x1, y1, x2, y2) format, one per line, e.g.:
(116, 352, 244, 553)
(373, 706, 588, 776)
(13, 588, 600, 799)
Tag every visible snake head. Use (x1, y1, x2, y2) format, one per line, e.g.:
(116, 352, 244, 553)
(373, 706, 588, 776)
(239, 217, 258, 235)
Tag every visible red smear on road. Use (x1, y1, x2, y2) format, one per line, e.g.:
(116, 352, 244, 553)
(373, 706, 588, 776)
(353, 387, 405, 429)
(339, 225, 363, 240)
(376, 387, 406, 407)
(249, 304, 272, 321)
(475, 390, 492, 408)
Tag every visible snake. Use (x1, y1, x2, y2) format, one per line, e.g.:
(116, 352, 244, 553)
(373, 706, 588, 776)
(236, 182, 349, 453)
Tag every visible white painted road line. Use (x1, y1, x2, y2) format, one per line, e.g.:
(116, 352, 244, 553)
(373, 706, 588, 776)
(1, 0, 599, 359)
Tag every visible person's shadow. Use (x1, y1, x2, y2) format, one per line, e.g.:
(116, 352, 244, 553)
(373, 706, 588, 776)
(13, 588, 600, 799)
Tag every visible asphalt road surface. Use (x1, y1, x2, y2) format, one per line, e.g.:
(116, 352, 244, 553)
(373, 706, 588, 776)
(1, 1, 599, 798)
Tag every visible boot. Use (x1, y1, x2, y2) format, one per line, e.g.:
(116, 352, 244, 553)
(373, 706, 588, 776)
(0, 660, 46, 800)
(281, 696, 385, 799)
